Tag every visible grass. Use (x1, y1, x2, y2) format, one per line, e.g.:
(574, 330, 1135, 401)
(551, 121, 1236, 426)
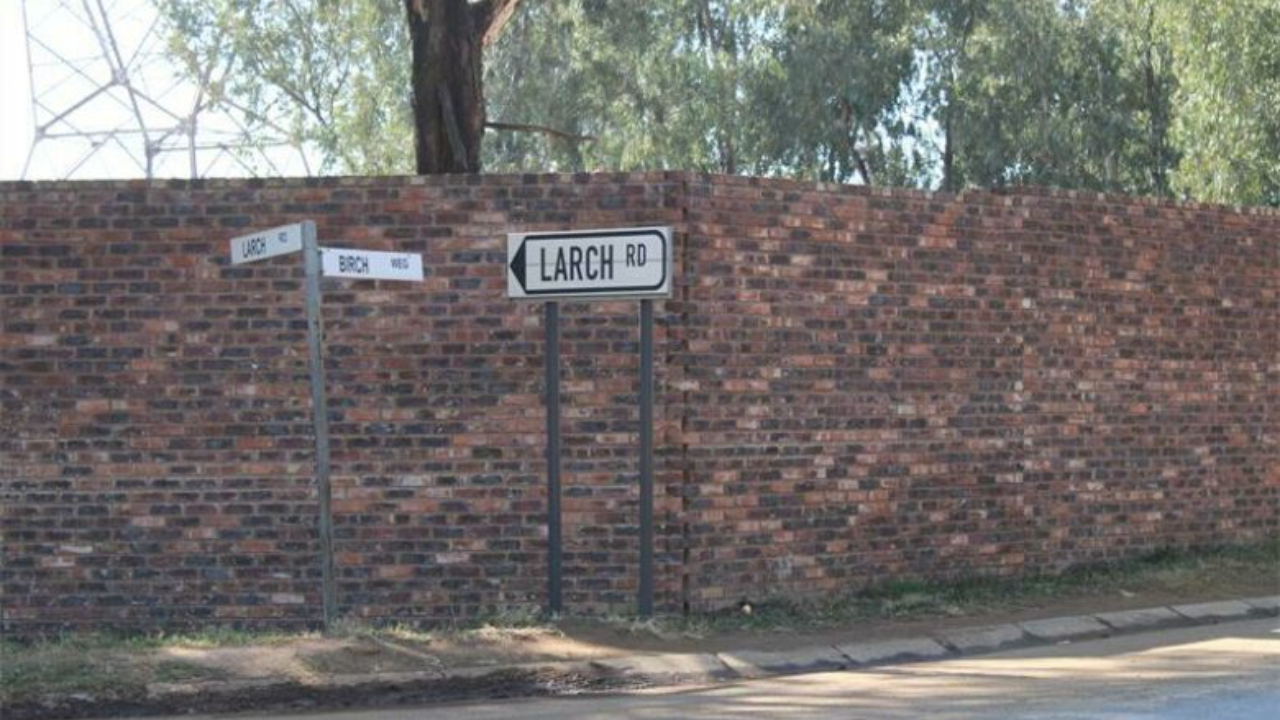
(678, 540, 1280, 634)
(0, 638, 147, 703)
(1, 539, 1274, 703)
(328, 605, 561, 646)
(0, 628, 309, 703)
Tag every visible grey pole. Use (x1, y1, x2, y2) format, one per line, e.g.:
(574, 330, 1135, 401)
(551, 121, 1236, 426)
(638, 299, 655, 617)
(545, 302, 563, 615)
(302, 221, 337, 630)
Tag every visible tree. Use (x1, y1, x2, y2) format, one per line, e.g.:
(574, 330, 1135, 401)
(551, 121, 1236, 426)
(162, 0, 573, 175)
(1162, 0, 1280, 205)
(160, 0, 1269, 206)
(162, 0, 414, 174)
(489, 0, 779, 175)
(404, 0, 522, 173)
(918, 0, 1178, 195)
(485, 0, 921, 184)
(761, 0, 923, 185)
(919, 0, 982, 192)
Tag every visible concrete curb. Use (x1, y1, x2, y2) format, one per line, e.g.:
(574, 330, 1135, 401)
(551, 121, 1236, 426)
(1019, 614, 1111, 643)
(1242, 595, 1280, 613)
(144, 594, 1280, 701)
(1095, 606, 1186, 633)
(1171, 600, 1257, 623)
(934, 623, 1030, 654)
(534, 593, 1279, 684)
(714, 646, 849, 677)
(837, 637, 952, 666)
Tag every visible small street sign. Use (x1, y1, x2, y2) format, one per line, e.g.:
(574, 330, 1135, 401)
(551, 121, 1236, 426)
(321, 247, 424, 281)
(229, 223, 303, 264)
(224, 220, 427, 631)
(507, 227, 672, 300)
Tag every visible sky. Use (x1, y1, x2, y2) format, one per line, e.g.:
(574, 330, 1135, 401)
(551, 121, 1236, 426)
(0, 0, 308, 182)
(0, 0, 33, 180)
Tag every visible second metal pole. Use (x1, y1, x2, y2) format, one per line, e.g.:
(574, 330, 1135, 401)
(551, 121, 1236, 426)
(545, 302, 562, 615)
(302, 221, 337, 630)
(638, 299, 654, 617)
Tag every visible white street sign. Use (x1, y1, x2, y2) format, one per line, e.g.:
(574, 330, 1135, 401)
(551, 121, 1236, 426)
(507, 227, 672, 300)
(229, 223, 303, 264)
(321, 247, 424, 281)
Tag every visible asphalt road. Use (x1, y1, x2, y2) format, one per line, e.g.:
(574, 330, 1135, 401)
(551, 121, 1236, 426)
(193, 618, 1280, 720)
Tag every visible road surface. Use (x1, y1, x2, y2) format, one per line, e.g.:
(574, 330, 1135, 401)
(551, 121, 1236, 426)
(182, 617, 1280, 720)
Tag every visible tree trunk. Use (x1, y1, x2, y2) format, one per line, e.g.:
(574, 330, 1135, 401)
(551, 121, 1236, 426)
(1141, 2, 1170, 196)
(942, 98, 955, 192)
(942, 0, 976, 193)
(405, 0, 514, 174)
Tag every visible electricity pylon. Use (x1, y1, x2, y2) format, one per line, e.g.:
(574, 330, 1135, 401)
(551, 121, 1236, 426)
(18, 0, 311, 180)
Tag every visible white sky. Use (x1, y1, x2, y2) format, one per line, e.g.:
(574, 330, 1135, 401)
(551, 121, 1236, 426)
(0, 0, 310, 181)
(0, 0, 33, 180)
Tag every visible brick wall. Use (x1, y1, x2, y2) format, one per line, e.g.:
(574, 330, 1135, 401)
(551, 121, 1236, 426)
(2, 173, 1277, 634)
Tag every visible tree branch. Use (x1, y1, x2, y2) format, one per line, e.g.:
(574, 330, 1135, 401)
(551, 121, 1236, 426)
(485, 120, 595, 143)
(475, 0, 525, 47)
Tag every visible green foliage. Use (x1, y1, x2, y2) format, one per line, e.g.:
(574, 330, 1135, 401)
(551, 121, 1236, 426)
(760, 0, 924, 184)
(158, 0, 1278, 206)
(485, 0, 787, 175)
(1163, 0, 1280, 205)
(922, 0, 1178, 194)
(161, 0, 413, 175)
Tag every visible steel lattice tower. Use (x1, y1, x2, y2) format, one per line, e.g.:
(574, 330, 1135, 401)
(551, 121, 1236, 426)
(19, 0, 311, 180)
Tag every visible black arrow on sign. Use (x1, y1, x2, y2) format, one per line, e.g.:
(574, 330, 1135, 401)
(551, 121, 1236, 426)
(509, 239, 527, 291)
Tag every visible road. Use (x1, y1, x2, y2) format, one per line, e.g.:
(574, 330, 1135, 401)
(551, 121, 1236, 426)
(196, 618, 1279, 720)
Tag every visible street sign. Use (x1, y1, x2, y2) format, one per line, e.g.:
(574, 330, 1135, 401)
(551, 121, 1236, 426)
(229, 223, 303, 264)
(507, 227, 672, 300)
(506, 226, 672, 618)
(225, 221, 428, 631)
(321, 247, 424, 281)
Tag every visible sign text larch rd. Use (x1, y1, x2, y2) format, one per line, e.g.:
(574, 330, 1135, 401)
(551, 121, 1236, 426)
(229, 223, 303, 264)
(507, 227, 672, 299)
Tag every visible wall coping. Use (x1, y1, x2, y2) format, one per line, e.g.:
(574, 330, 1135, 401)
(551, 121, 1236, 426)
(2, 172, 1277, 217)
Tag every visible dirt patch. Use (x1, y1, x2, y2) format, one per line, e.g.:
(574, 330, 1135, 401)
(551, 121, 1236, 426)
(302, 637, 441, 675)
(372, 626, 634, 668)
(150, 637, 347, 681)
(1, 668, 650, 720)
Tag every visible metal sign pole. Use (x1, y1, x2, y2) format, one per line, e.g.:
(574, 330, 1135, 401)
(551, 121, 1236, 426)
(545, 301, 563, 615)
(302, 221, 338, 629)
(638, 299, 655, 617)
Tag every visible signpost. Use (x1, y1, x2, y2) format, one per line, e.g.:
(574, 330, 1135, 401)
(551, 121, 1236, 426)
(300, 222, 336, 630)
(230, 221, 424, 630)
(507, 226, 673, 617)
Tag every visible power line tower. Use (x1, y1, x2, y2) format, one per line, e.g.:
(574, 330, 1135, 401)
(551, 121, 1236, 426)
(19, 0, 311, 180)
